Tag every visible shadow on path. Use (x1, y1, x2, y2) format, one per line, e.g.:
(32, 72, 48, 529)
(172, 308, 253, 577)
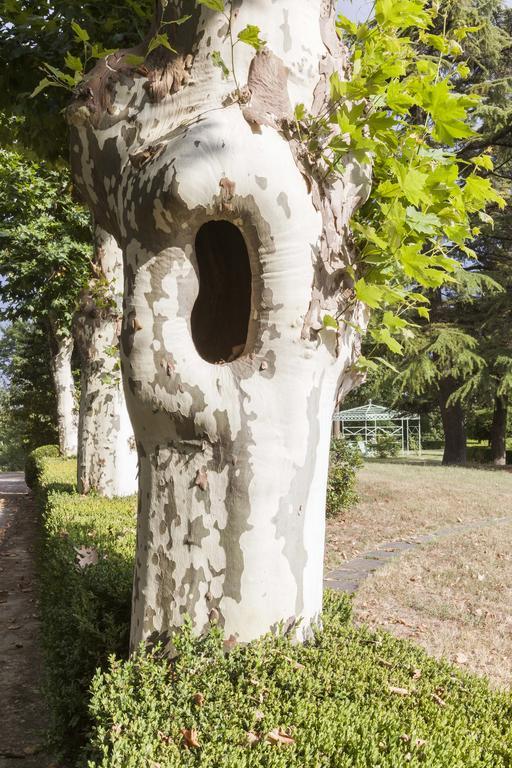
(0, 472, 54, 768)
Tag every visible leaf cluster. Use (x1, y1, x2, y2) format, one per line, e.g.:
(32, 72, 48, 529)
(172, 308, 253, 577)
(0, 321, 59, 459)
(0, 141, 93, 333)
(0, 0, 152, 158)
(295, 0, 505, 359)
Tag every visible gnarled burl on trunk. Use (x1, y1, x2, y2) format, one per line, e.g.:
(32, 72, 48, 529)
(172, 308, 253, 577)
(67, 0, 371, 649)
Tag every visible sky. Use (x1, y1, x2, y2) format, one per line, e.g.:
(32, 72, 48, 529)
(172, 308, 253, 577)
(337, 0, 375, 23)
(338, 0, 512, 21)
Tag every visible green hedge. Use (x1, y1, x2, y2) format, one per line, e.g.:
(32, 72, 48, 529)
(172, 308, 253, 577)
(466, 446, 512, 465)
(25, 443, 60, 488)
(32, 457, 512, 767)
(87, 593, 512, 768)
(32, 454, 136, 757)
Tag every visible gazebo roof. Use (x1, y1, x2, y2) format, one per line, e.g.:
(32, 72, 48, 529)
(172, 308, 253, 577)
(334, 401, 418, 422)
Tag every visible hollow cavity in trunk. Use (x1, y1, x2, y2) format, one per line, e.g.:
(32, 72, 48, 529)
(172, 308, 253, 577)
(191, 220, 252, 364)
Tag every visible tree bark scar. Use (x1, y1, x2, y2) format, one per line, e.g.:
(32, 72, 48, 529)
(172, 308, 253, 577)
(129, 143, 166, 169)
(242, 49, 293, 130)
(67, 47, 141, 128)
(219, 177, 236, 211)
(144, 51, 194, 102)
(195, 467, 208, 491)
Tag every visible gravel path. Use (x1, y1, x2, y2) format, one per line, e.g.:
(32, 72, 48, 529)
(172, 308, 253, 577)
(0, 473, 54, 767)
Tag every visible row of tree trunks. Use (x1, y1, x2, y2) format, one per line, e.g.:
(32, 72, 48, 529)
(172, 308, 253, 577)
(490, 395, 508, 466)
(47, 319, 78, 457)
(74, 227, 138, 497)
(67, 0, 370, 647)
(438, 379, 508, 466)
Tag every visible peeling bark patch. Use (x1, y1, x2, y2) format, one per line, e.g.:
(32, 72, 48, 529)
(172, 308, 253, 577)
(144, 52, 194, 102)
(195, 467, 208, 491)
(255, 176, 268, 190)
(219, 177, 236, 211)
(243, 49, 293, 129)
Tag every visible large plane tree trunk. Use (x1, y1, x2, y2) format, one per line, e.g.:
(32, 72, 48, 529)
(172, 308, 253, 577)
(490, 394, 508, 466)
(439, 376, 467, 466)
(48, 320, 78, 457)
(68, 0, 371, 648)
(74, 226, 138, 497)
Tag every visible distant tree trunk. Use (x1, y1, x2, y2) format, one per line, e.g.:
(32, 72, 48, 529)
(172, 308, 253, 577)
(438, 376, 466, 465)
(48, 322, 78, 457)
(68, 0, 371, 647)
(490, 395, 508, 466)
(332, 407, 341, 438)
(74, 226, 138, 497)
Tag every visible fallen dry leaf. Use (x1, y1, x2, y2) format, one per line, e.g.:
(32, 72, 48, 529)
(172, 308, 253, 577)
(455, 652, 468, 665)
(389, 685, 410, 696)
(181, 728, 200, 749)
(280, 654, 305, 670)
(431, 693, 446, 707)
(246, 731, 261, 746)
(193, 693, 205, 707)
(157, 730, 172, 744)
(74, 546, 99, 569)
(410, 668, 422, 680)
(266, 728, 295, 747)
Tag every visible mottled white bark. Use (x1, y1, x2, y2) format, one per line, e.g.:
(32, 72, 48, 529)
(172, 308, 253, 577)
(48, 325, 78, 457)
(75, 227, 138, 497)
(68, 0, 371, 648)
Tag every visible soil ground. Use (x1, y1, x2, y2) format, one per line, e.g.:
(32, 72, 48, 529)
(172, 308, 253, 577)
(0, 473, 55, 768)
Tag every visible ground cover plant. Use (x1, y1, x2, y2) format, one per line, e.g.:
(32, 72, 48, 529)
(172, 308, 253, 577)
(30, 453, 512, 766)
(87, 606, 512, 768)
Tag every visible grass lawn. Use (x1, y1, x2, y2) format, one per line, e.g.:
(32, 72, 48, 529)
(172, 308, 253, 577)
(325, 461, 512, 689)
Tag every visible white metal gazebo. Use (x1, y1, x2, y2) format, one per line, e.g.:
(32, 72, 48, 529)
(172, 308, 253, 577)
(333, 401, 422, 456)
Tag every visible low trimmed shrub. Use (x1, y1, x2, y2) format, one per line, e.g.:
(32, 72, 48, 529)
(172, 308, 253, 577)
(32, 457, 512, 768)
(326, 438, 363, 517)
(371, 434, 401, 459)
(86, 591, 512, 768)
(34, 459, 136, 756)
(25, 443, 60, 488)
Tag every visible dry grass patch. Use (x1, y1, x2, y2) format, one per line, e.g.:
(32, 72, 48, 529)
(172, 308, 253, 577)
(325, 461, 512, 570)
(352, 522, 512, 689)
